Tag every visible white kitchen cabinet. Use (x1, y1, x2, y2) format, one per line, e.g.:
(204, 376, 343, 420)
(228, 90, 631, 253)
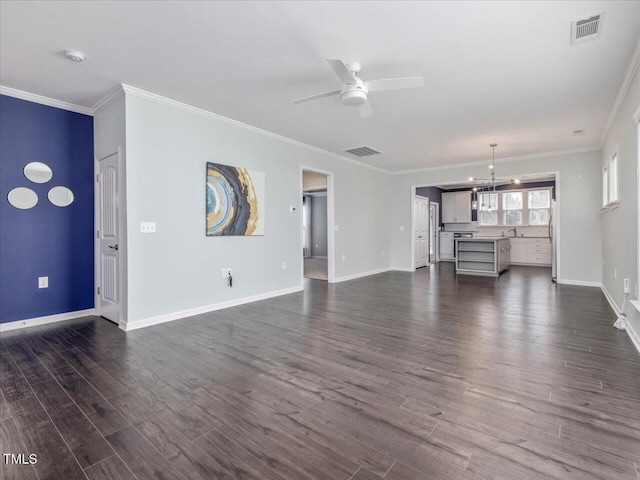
(442, 191, 471, 223)
(510, 237, 551, 265)
(439, 231, 454, 261)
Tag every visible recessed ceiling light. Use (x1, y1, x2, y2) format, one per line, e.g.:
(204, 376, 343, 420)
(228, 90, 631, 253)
(65, 50, 85, 62)
(573, 129, 585, 135)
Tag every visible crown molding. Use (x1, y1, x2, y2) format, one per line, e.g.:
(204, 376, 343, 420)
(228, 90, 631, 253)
(119, 84, 391, 175)
(599, 34, 640, 146)
(0, 85, 93, 115)
(389, 146, 601, 175)
(91, 84, 125, 114)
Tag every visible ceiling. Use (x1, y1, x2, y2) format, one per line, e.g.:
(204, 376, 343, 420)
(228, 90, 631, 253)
(1, 1, 639, 172)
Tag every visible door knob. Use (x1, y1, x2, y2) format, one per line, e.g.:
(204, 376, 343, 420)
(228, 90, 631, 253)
(108, 244, 119, 251)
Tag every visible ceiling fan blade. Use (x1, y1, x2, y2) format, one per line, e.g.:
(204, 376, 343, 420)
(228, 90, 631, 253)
(326, 59, 356, 84)
(293, 89, 341, 104)
(366, 77, 423, 92)
(358, 101, 373, 118)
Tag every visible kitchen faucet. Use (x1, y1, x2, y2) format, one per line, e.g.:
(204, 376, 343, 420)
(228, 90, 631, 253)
(508, 228, 517, 237)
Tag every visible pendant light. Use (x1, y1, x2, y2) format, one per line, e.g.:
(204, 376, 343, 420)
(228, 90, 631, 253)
(468, 144, 519, 199)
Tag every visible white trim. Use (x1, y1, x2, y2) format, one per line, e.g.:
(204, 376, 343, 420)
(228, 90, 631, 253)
(599, 35, 640, 146)
(391, 267, 416, 272)
(602, 285, 640, 355)
(332, 267, 392, 284)
(601, 283, 619, 313)
(91, 85, 125, 114)
(557, 279, 601, 287)
(0, 85, 94, 115)
(389, 147, 600, 175)
(625, 320, 640, 355)
(122, 286, 303, 331)
(121, 84, 389, 174)
(0, 309, 95, 332)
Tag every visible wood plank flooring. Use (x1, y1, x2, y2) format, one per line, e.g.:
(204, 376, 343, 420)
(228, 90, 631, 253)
(1, 264, 639, 480)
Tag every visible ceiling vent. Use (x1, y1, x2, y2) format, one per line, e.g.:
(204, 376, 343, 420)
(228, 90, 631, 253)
(571, 13, 603, 45)
(343, 145, 382, 157)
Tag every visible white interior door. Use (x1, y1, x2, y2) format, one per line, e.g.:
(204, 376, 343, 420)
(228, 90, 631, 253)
(414, 196, 429, 268)
(98, 153, 119, 324)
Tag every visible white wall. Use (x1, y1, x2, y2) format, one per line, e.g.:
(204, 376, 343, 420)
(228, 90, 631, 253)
(601, 65, 640, 339)
(122, 90, 390, 326)
(390, 150, 603, 285)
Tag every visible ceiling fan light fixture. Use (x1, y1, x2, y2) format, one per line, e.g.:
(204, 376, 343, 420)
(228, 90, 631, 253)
(340, 84, 368, 106)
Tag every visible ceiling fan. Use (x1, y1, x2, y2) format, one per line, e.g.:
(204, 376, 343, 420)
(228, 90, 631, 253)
(293, 59, 423, 118)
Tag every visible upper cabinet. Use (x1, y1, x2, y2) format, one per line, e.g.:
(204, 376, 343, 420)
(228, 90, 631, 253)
(442, 191, 471, 223)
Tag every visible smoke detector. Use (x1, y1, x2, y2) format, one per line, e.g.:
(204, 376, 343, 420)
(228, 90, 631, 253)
(65, 50, 85, 62)
(573, 129, 585, 136)
(570, 13, 603, 45)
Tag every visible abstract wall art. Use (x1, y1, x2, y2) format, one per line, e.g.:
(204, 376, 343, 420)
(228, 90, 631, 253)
(206, 162, 265, 236)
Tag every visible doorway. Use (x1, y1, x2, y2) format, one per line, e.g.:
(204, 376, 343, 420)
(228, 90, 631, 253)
(414, 195, 429, 268)
(301, 168, 334, 282)
(430, 201, 439, 263)
(95, 150, 121, 325)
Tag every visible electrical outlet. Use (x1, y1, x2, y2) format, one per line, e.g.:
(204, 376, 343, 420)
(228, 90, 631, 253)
(221, 268, 232, 278)
(140, 222, 156, 233)
(38, 276, 48, 288)
(614, 268, 617, 279)
(342, 254, 346, 261)
(623, 278, 630, 294)
(400, 226, 405, 232)
(281, 261, 286, 270)
(381, 250, 384, 256)
(315, 244, 318, 248)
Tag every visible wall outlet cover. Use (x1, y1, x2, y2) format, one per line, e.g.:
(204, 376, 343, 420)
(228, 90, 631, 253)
(400, 226, 405, 232)
(623, 278, 630, 294)
(281, 261, 286, 270)
(38, 276, 48, 288)
(221, 268, 232, 278)
(140, 221, 156, 233)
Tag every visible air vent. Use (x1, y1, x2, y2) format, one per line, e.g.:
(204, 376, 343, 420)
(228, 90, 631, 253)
(343, 145, 382, 157)
(571, 13, 602, 45)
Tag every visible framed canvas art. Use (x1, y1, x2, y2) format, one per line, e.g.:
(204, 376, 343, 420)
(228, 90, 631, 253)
(206, 162, 265, 236)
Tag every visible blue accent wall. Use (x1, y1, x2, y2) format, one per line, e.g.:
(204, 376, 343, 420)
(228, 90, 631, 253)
(0, 95, 94, 324)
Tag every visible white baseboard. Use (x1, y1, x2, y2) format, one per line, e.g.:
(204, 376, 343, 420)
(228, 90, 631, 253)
(601, 284, 621, 313)
(601, 284, 640, 355)
(391, 267, 415, 272)
(331, 267, 392, 283)
(0, 309, 95, 332)
(626, 319, 640, 355)
(123, 286, 303, 331)
(557, 279, 602, 287)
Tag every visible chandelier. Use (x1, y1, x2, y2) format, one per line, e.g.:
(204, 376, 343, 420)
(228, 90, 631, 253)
(468, 144, 520, 211)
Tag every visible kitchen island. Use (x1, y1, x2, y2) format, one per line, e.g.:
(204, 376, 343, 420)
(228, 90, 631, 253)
(455, 237, 510, 277)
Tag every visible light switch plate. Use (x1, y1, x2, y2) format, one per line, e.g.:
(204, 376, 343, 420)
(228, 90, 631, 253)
(140, 222, 156, 233)
(38, 276, 48, 289)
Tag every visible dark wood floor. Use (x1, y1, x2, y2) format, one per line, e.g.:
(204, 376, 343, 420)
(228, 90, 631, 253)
(2, 264, 640, 480)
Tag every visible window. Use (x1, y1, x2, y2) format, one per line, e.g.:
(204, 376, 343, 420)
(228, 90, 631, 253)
(602, 150, 618, 207)
(478, 187, 552, 226)
(609, 153, 618, 203)
(502, 192, 523, 226)
(479, 193, 498, 225)
(602, 166, 609, 207)
(528, 189, 551, 226)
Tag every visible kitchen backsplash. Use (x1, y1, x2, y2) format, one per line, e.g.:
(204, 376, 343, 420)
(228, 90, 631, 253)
(444, 221, 549, 238)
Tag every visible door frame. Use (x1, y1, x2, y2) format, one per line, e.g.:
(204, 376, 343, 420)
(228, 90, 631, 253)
(413, 194, 429, 269)
(300, 166, 335, 284)
(430, 201, 440, 263)
(94, 147, 126, 329)
(409, 174, 561, 278)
